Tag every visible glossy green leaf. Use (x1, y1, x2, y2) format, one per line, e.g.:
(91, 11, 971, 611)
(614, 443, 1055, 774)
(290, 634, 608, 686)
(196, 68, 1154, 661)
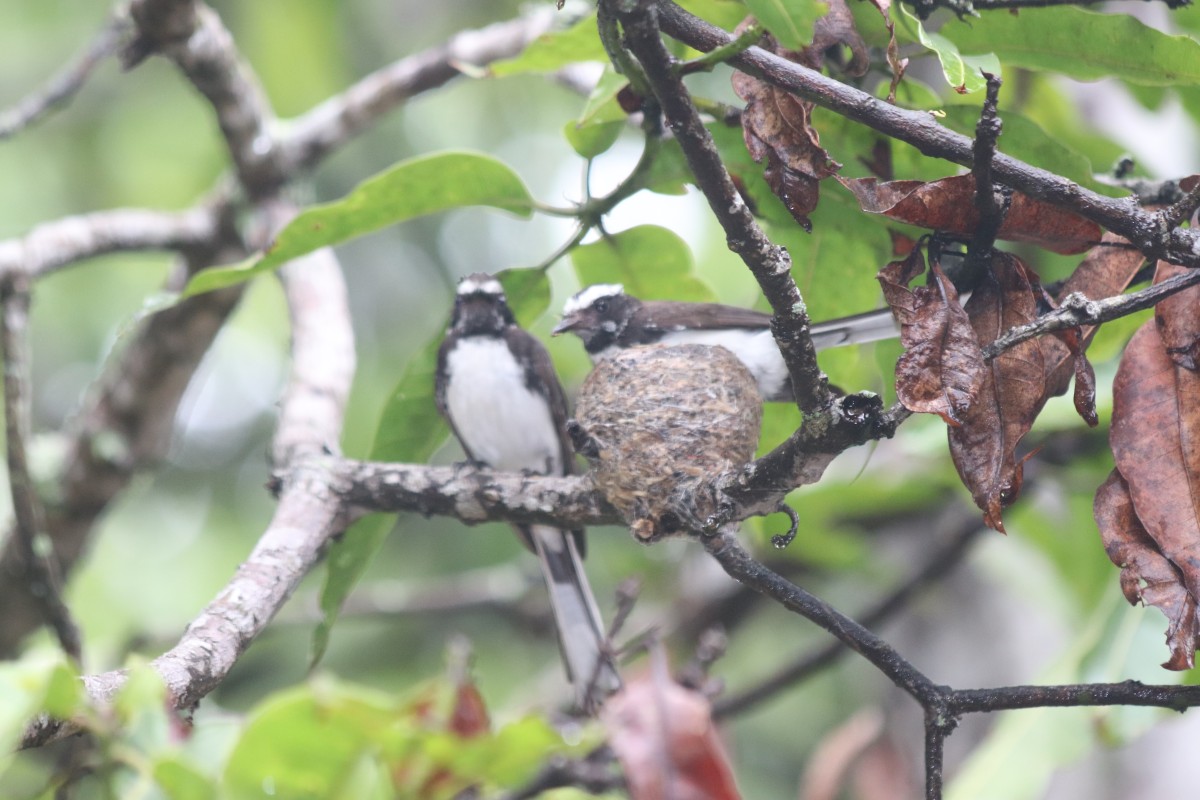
(744, 0, 829, 51)
(185, 152, 534, 295)
(489, 14, 606, 77)
(154, 757, 216, 800)
(943, 7, 1200, 86)
(564, 117, 624, 159)
(640, 138, 692, 196)
(571, 226, 715, 301)
(897, 4, 999, 94)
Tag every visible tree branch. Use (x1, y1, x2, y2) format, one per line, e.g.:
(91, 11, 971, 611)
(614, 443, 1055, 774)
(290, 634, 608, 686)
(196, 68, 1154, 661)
(281, 9, 558, 172)
(0, 8, 131, 139)
(22, 239, 355, 748)
(0, 273, 82, 663)
(0, 206, 220, 280)
(654, 0, 1200, 268)
(611, 0, 832, 415)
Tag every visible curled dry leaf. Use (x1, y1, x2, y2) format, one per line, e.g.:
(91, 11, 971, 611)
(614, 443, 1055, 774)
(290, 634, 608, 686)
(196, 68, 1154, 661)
(838, 174, 1102, 255)
(1044, 232, 1146, 397)
(1109, 320, 1200, 615)
(948, 253, 1045, 532)
(877, 248, 984, 425)
(808, 0, 869, 77)
(732, 37, 841, 232)
(1154, 260, 1200, 371)
(602, 672, 741, 800)
(1095, 469, 1200, 670)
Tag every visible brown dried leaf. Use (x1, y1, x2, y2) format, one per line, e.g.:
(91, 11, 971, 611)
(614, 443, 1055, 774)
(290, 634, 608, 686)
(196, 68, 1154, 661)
(948, 253, 1046, 531)
(1154, 260, 1200, 371)
(838, 174, 1102, 255)
(808, 0, 869, 77)
(1095, 469, 1200, 670)
(877, 249, 984, 425)
(1044, 232, 1146, 396)
(602, 671, 741, 800)
(1110, 320, 1200, 610)
(732, 43, 841, 231)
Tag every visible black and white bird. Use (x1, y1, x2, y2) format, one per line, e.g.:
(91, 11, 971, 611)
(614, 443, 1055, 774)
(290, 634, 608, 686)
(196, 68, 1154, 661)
(435, 273, 621, 709)
(552, 284, 901, 402)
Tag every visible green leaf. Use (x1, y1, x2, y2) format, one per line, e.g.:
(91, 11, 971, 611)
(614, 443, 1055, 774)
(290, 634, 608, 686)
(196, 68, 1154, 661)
(0, 655, 79, 754)
(743, 0, 829, 51)
(640, 138, 693, 196)
(223, 681, 399, 800)
(896, 4, 999, 94)
(943, 7, 1200, 87)
(154, 757, 216, 800)
(571, 226, 715, 302)
(185, 152, 535, 295)
(564, 117, 624, 159)
(488, 14, 606, 77)
(578, 68, 631, 127)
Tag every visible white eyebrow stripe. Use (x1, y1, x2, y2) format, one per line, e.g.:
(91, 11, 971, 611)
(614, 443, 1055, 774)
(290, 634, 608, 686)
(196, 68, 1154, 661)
(562, 283, 624, 315)
(457, 277, 504, 296)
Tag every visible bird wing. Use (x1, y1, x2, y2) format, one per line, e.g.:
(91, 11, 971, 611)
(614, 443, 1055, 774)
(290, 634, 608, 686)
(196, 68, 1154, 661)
(637, 300, 773, 335)
(504, 325, 576, 478)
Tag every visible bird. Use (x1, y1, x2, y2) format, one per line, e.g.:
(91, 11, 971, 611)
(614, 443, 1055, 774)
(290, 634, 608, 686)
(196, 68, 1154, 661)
(552, 284, 901, 402)
(569, 343, 763, 543)
(435, 273, 621, 709)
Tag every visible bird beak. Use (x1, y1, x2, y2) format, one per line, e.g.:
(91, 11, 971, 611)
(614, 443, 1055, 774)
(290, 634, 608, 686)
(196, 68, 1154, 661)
(551, 313, 580, 336)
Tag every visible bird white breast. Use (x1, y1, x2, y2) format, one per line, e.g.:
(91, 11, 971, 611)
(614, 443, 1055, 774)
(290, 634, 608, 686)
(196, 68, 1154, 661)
(655, 328, 788, 398)
(444, 338, 562, 474)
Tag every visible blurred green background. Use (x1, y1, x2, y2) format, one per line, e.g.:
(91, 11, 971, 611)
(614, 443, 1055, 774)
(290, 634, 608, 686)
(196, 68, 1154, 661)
(3, 0, 1200, 798)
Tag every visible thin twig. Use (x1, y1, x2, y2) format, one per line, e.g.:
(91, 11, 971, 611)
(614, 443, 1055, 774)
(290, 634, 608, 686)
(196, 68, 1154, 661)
(0, 9, 131, 139)
(0, 273, 82, 662)
(983, 266, 1200, 359)
(966, 73, 1005, 276)
(612, 0, 832, 415)
(714, 508, 982, 718)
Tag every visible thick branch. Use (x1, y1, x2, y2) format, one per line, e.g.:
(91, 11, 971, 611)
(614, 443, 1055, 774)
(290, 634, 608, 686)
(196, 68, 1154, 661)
(338, 459, 618, 528)
(0, 207, 219, 280)
(654, 0, 1200, 267)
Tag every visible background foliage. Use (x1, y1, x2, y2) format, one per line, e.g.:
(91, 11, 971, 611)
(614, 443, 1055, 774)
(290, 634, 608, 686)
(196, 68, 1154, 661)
(3, 0, 1200, 797)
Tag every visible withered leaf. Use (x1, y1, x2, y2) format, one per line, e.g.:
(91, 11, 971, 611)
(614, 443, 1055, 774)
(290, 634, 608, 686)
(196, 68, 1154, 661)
(1110, 319, 1200, 608)
(732, 40, 841, 231)
(1095, 469, 1200, 670)
(1154, 260, 1200, 371)
(602, 671, 741, 800)
(837, 174, 1102, 254)
(808, 0, 869, 77)
(877, 248, 984, 425)
(948, 252, 1045, 531)
(1044, 232, 1147, 397)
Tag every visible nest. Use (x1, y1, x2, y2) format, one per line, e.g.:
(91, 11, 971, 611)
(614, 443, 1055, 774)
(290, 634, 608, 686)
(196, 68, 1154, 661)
(572, 344, 763, 542)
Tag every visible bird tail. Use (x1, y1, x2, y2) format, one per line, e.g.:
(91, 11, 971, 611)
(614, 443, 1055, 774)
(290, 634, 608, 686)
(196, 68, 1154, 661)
(809, 308, 900, 351)
(527, 525, 622, 710)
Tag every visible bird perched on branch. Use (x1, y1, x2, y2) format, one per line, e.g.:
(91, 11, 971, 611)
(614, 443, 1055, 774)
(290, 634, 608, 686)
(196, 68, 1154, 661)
(569, 343, 763, 543)
(553, 284, 900, 402)
(435, 273, 621, 709)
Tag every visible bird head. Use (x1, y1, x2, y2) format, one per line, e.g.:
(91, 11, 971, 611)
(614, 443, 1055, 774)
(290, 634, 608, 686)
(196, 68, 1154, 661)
(450, 273, 515, 335)
(552, 284, 641, 354)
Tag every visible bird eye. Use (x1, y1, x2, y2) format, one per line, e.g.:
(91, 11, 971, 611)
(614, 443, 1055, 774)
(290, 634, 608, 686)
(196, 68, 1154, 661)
(594, 298, 609, 313)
